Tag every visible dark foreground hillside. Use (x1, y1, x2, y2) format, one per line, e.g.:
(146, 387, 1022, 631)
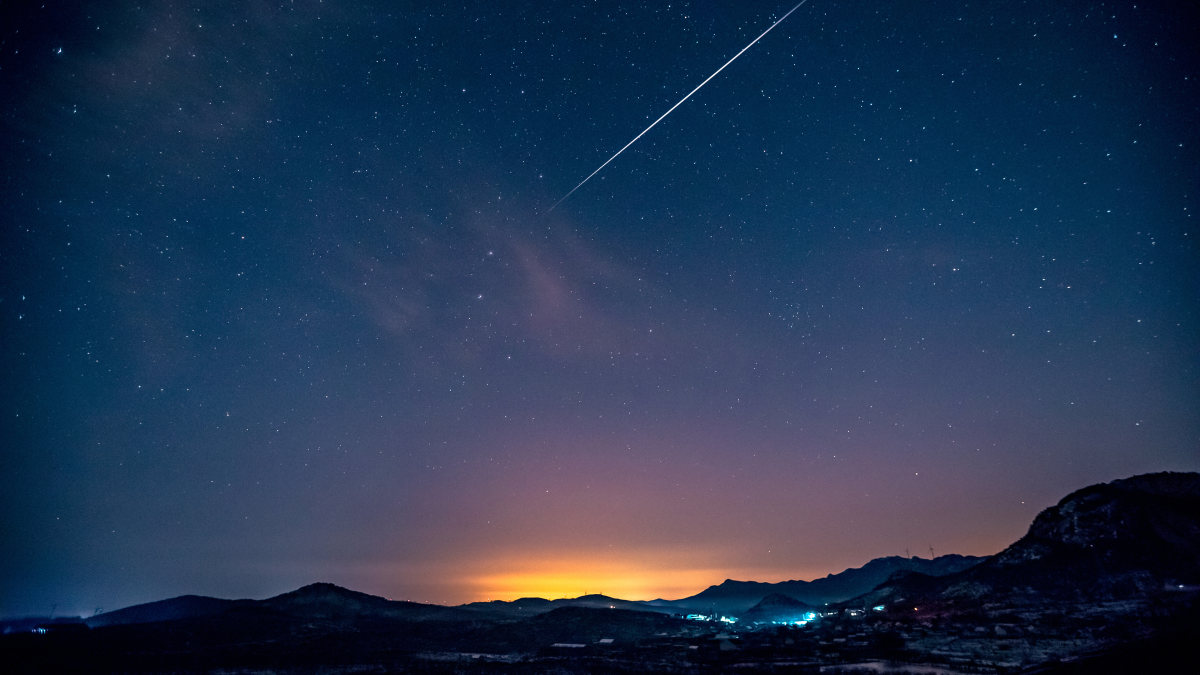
(4, 600, 1197, 674)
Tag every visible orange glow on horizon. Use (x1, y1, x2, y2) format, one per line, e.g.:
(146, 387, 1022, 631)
(409, 543, 906, 605)
(466, 555, 730, 602)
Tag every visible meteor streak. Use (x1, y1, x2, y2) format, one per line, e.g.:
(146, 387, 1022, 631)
(548, 0, 811, 212)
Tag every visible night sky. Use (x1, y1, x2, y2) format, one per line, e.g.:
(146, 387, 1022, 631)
(2, 1, 1198, 617)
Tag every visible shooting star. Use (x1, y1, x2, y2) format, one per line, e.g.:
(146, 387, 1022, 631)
(548, 0, 811, 212)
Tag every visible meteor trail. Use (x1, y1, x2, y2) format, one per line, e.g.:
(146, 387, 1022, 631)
(548, 0, 811, 212)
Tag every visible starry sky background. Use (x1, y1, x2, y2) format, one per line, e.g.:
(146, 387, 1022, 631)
(2, 0, 1197, 617)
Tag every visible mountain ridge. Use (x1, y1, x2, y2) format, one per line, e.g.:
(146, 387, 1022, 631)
(75, 472, 1199, 629)
(669, 553, 984, 615)
(7, 471, 1197, 673)
(81, 552, 984, 627)
(854, 471, 1200, 608)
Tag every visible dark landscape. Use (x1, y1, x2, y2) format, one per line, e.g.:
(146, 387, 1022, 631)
(4, 1, 1198, 672)
(4, 472, 1197, 673)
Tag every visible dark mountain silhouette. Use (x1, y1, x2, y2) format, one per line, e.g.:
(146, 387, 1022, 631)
(262, 581, 395, 613)
(461, 596, 555, 617)
(462, 592, 679, 617)
(740, 592, 820, 624)
(989, 471, 1200, 583)
(858, 471, 1200, 608)
(9, 472, 1196, 673)
(86, 594, 244, 627)
(260, 581, 475, 621)
(671, 553, 983, 615)
(87, 581, 483, 628)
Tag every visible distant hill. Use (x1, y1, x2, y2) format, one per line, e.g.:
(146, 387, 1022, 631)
(461, 593, 676, 618)
(87, 594, 243, 628)
(261, 581, 475, 621)
(88, 581, 481, 628)
(262, 582, 396, 614)
(859, 471, 1200, 608)
(668, 553, 983, 615)
(461, 596, 554, 617)
(740, 592, 820, 624)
